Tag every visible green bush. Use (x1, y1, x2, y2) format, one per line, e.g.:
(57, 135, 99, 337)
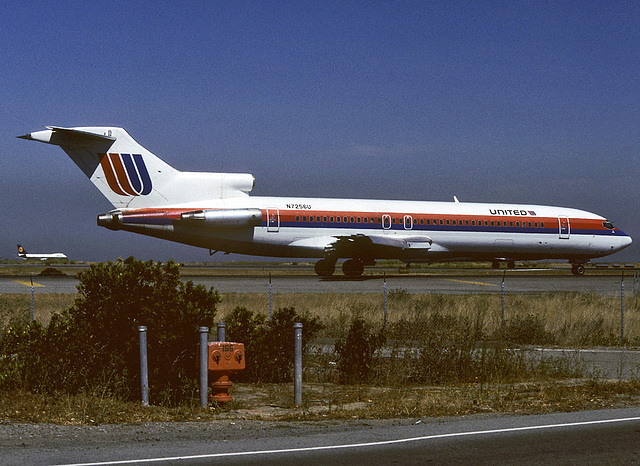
(0, 257, 219, 405)
(335, 318, 385, 384)
(225, 306, 323, 383)
(501, 313, 554, 345)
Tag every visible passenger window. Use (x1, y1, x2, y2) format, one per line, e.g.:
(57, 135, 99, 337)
(534, 222, 538, 228)
(496, 221, 501, 226)
(541, 222, 545, 228)
(323, 216, 327, 222)
(357, 217, 361, 223)
(484, 221, 489, 226)
(465, 220, 469, 226)
(471, 220, 476, 226)
(350, 217, 355, 222)
(452, 220, 456, 226)
(509, 221, 514, 227)
(296, 216, 300, 222)
(445, 220, 450, 225)
(330, 216, 334, 222)
(528, 222, 532, 227)
(302, 216, 307, 222)
(515, 221, 520, 227)
(490, 221, 494, 227)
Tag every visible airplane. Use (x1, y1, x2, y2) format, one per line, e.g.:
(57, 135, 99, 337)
(18, 126, 631, 276)
(17, 244, 67, 261)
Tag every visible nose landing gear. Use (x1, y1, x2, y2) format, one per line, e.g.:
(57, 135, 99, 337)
(571, 264, 585, 276)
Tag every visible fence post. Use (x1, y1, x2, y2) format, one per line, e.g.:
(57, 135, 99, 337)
(268, 273, 272, 321)
(217, 322, 226, 342)
(501, 271, 506, 336)
(138, 326, 149, 407)
(30, 275, 34, 321)
(294, 322, 303, 406)
(199, 327, 209, 408)
(621, 272, 625, 342)
(383, 272, 387, 329)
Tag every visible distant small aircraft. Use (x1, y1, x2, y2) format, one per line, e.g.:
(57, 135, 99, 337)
(18, 126, 631, 276)
(17, 244, 67, 261)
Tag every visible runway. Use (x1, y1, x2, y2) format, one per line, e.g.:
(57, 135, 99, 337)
(3, 409, 640, 465)
(1, 269, 637, 296)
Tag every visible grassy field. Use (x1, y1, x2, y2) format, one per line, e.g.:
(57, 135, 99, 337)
(2, 263, 640, 424)
(2, 289, 639, 346)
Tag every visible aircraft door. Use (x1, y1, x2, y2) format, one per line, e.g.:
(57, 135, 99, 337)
(404, 215, 413, 230)
(267, 208, 280, 232)
(382, 214, 392, 230)
(558, 216, 570, 239)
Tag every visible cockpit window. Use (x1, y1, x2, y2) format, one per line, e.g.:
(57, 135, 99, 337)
(602, 221, 615, 230)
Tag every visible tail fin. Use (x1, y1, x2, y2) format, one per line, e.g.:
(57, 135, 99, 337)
(17, 244, 26, 257)
(18, 126, 255, 209)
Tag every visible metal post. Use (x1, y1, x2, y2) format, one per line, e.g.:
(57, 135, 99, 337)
(383, 272, 387, 329)
(501, 271, 506, 335)
(621, 272, 625, 342)
(268, 273, 272, 321)
(30, 275, 34, 322)
(199, 327, 209, 408)
(217, 322, 226, 342)
(138, 326, 149, 406)
(294, 322, 303, 406)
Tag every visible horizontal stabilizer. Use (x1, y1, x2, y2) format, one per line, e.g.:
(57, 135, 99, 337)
(18, 126, 116, 145)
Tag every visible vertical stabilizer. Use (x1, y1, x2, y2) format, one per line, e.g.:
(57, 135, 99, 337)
(18, 126, 255, 209)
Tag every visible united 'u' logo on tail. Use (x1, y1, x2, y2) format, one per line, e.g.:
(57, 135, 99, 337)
(99, 153, 152, 196)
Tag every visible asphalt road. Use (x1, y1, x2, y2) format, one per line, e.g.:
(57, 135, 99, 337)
(1, 270, 638, 296)
(2, 408, 640, 465)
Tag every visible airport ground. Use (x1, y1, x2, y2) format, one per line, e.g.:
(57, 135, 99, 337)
(0, 261, 638, 295)
(2, 262, 640, 464)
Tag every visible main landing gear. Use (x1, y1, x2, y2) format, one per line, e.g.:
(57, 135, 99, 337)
(314, 258, 365, 277)
(492, 260, 516, 269)
(314, 259, 335, 277)
(342, 259, 364, 277)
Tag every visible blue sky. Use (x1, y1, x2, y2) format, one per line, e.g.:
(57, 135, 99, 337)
(2, 1, 639, 262)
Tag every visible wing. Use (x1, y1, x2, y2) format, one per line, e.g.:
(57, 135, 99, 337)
(289, 233, 433, 259)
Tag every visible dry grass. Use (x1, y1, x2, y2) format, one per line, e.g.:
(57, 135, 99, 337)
(0, 293, 75, 327)
(218, 292, 640, 345)
(2, 380, 639, 424)
(2, 291, 639, 345)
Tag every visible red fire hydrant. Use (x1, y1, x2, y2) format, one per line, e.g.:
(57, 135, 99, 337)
(197, 342, 245, 403)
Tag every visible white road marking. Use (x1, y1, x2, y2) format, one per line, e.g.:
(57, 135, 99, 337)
(55, 415, 640, 465)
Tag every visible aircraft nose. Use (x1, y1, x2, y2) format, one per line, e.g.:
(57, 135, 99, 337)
(615, 233, 632, 251)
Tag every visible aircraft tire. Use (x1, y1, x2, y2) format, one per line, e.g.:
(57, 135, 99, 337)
(571, 264, 585, 276)
(315, 259, 335, 277)
(342, 259, 364, 277)
(492, 261, 500, 269)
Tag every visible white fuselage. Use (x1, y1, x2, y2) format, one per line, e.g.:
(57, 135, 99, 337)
(112, 196, 631, 263)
